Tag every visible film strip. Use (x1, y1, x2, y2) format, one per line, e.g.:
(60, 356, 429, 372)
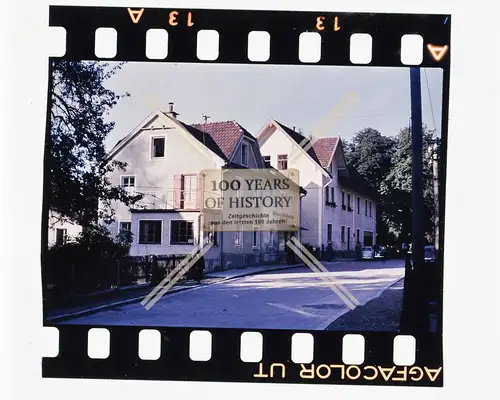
(43, 5, 450, 387)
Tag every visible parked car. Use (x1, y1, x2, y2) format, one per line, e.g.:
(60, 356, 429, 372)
(424, 245, 436, 263)
(361, 246, 375, 260)
(373, 245, 387, 259)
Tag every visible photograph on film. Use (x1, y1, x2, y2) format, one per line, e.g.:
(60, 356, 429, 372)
(43, 61, 444, 333)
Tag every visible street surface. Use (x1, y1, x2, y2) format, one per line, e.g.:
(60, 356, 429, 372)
(60, 259, 404, 330)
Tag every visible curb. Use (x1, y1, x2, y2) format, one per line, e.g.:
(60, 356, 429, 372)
(46, 263, 307, 323)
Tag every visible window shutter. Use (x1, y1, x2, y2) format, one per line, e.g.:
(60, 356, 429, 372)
(196, 173, 203, 210)
(173, 174, 182, 208)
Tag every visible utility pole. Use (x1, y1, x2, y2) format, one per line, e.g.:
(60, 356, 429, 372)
(432, 142, 439, 251)
(401, 68, 426, 333)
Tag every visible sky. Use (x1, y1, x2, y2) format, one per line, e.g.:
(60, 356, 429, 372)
(103, 62, 443, 151)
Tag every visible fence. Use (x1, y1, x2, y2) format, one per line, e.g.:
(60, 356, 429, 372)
(44, 252, 192, 308)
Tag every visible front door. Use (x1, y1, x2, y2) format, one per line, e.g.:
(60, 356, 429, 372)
(347, 227, 351, 251)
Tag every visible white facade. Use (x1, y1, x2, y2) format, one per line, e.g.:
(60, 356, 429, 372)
(48, 211, 82, 246)
(105, 109, 292, 272)
(258, 120, 377, 254)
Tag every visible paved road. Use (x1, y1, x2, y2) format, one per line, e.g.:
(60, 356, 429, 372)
(60, 259, 405, 330)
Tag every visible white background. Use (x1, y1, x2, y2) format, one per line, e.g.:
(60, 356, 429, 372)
(1, 0, 498, 399)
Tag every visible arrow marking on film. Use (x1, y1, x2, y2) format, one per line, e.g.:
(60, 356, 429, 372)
(427, 44, 449, 62)
(128, 8, 145, 24)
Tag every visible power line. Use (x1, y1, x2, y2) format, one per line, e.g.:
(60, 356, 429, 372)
(423, 68, 437, 133)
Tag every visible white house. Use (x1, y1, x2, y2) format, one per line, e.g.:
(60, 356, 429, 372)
(257, 119, 377, 256)
(48, 211, 82, 246)
(105, 104, 297, 272)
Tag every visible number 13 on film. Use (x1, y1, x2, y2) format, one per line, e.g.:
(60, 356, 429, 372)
(169, 10, 194, 27)
(316, 16, 341, 31)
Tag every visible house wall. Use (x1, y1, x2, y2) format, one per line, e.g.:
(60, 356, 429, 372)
(259, 125, 324, 248)
(259, 126, 378, 254)
(106, 114, 224, 256)
(107, 114, 286, 270)
(48, 211, 82, 246)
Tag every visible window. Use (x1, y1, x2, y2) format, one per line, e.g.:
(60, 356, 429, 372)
(234, 230, 242, 246)
(152, 137, 165, 158)
(55, 228, 67, 246)
(269, 229, 276, 249)
(357, 197, 361, 213)
(241, 144, 248, 166)
(356, 228, 360, 244)
(369, 201, 373, 217)
(277, 154, 288, 170)
(347, 193, 351, 207)
(208, 230, 218, 246)
(139, 220, 162, 244)
(119, 222, 131, 232)
(263, 155, 271, 166)
(327, 224, 332, 243)
(253, 229, 259, 248)
(365, 199, 368, 216)
(121, 176, 135, 189)
(331, 187, 334, 202)
(181, 174, 197, 208)
(325, 186, 329, 203)
(341, 191, 345, 207)
(170, 220, 194, 244)
(341, 226, 345, 243)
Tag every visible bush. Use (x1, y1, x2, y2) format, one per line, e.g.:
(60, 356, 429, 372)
(45, 224, 133, 297)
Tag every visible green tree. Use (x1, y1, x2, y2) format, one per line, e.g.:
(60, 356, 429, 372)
(344, 128, 396, 244)
(380, 125, 438, 242)
(344, 128, 396, 189)
(49, 61, 141, 228)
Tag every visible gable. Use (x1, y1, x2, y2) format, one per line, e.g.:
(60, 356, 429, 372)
(257, 119, 331, 178)
(106, 110, 226, 164)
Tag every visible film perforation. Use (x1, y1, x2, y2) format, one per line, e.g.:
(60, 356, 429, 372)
(342, 334, 365, 365)
(291, 332, 315, 364)
(43, 327, 443, 385)
(48, 6, 450, 67)
(393, 335, 416, 366)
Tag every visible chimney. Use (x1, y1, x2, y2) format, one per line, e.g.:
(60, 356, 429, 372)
(165, 102, 179, 119)
(292, 126, 296, 131)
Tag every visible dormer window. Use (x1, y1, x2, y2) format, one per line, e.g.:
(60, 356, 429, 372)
(263, 155, 271, 167)
(152, 137, 165, 158)
(241, 143, 248, 166)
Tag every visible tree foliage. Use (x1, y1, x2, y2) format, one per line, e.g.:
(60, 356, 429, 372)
(344, 128, 396, 189)
(49, 61, 141, 228)
(380, 125, 438, 242)
(344, 125, 439, 245)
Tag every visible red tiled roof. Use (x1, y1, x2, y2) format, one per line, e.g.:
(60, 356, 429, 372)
(312, 137, 339, 168)
(191, 121, 253, 159)
(176, 121, 228, 161)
